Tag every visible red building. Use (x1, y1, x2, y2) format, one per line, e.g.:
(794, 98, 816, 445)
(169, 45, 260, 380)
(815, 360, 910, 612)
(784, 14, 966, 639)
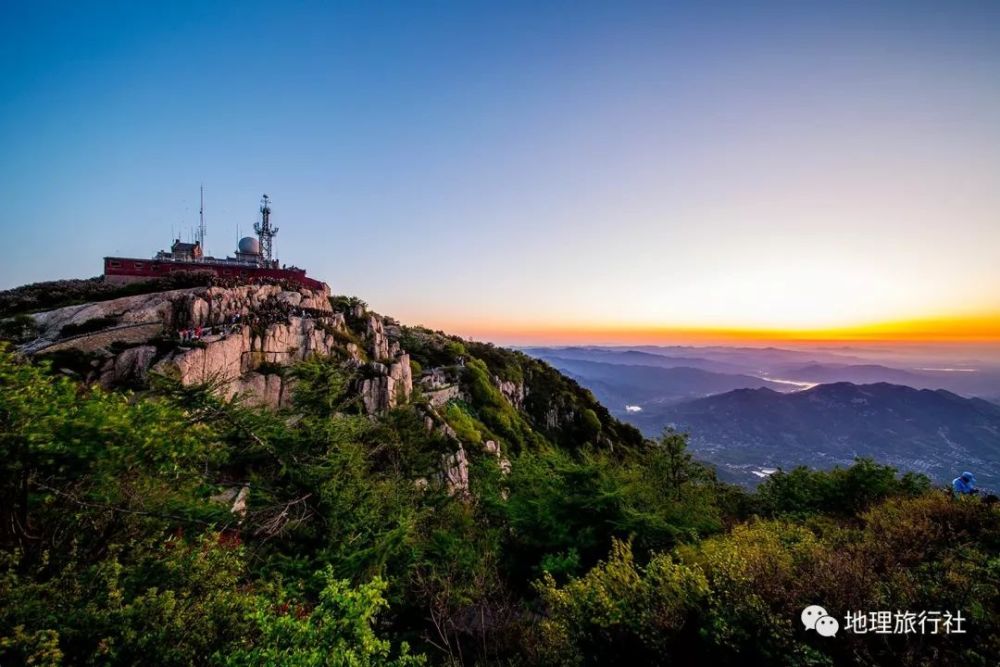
(103, 195, 325, 291)
(103, 252, 325, 291)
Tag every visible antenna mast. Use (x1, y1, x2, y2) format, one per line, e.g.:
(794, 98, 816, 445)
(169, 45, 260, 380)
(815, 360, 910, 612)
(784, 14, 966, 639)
(197, 185, 206, 250)
(253, 194, 278, 264)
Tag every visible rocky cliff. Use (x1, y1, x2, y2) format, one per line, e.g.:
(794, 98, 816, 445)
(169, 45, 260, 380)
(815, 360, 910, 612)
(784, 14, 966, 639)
(19, 282, 413, 413)
(8, 278, 644, 496)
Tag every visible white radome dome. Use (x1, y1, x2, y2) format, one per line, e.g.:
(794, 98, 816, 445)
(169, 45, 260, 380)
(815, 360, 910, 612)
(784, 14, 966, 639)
(238, 236, 261, 255)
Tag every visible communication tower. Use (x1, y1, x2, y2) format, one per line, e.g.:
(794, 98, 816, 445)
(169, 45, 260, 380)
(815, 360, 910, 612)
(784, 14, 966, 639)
(253, 194, 279, 263)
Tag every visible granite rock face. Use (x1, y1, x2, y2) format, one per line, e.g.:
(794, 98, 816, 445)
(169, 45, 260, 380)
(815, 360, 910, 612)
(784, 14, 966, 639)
(154, 313, 344, 408)
(24, 283, 353, 410)
(158, 328, 252, 386)
(484, 439, 512, 476)
(21, 282, 417, 414)
(229, 372, 295, 409)
(100, 344, 158, 387)
(23, 284, 334, 350)
(495, 377, 526, 409)
(170, 306, 415, 412)
(359, 353, 413, 414)
(23, 288, 191, 354)
(367, 314, 390, 361)
(441, 446, 470, 496)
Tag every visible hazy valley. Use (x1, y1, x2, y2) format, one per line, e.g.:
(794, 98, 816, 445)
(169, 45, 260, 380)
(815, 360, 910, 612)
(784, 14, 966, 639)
(526, 345, 1000, 487)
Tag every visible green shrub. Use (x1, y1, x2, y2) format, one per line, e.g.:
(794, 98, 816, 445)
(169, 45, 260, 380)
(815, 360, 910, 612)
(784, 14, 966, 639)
(0, 314, 38, 343)
(534, 539, 709, 665)
(222, 569, 423, 666)
(757, 458, 931, 518)
(444, 401, 484, 443)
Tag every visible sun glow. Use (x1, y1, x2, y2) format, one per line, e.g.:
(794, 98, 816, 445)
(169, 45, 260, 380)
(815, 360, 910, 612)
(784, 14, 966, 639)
(431, 312, 1000, 347)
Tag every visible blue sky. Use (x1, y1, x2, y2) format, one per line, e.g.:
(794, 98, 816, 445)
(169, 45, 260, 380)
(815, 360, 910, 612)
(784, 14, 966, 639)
(2, 1, 999, 343)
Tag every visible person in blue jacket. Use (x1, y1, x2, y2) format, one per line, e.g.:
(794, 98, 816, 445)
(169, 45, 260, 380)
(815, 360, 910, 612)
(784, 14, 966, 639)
(952, 471, 977, 495)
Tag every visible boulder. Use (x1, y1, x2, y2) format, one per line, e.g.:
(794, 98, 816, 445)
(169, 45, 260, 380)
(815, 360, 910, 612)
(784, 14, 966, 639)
(484, 439, 511, 476)
(441, 446, 469, 496)
(389, 353, 413, 400)
(155, 328, 251, 385)
(358, 354, 413, 414)
(367, 315, 390, 361)
(228, 372, 291, 409)
(495, 377, 526, 409)
(277, 291, 303, 308)
(102, 345, 157, 387)
(210, 486, 250, 518)
(425, 384, 461, 408)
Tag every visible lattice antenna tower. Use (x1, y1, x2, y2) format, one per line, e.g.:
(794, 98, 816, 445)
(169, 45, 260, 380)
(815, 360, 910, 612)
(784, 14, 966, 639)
(253, 194, 278, 263)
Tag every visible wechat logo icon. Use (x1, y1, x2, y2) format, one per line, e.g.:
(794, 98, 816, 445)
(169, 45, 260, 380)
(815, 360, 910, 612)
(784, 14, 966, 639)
(802, 605, 839, 637)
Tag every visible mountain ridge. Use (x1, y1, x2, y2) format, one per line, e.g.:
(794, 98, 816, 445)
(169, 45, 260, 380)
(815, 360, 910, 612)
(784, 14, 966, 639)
(525, 354, 792, 411)
(2, 276, 645, 495)
(637, 380, 1000, 487)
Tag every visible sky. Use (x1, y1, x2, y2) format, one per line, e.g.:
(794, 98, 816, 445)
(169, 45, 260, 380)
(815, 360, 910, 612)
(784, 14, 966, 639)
(1, 1, 999, 345)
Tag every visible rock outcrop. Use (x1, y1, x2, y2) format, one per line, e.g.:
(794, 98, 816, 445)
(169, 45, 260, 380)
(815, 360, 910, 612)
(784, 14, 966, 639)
(101, 344, 158, 386)
(23, 283, 349, 407)
(150, 312, 345, 407)
(177, 284, 334, 329)
(441, 446, 469, 496)
(367, 314, 390, 361)
(495, 377, 526, 409)
(229, 372, 295, 409)
(484, 439, 512, 476)
(23, 284, 335, 351)
(19, 281, 421, 413)
(210, 485, 250, 519)
(419, 367, 463, 407)
(359, 353, 413, 414)
(23, 288, 190, 354)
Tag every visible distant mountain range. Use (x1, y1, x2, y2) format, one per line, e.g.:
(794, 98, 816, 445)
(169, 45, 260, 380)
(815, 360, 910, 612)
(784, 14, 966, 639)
(521, 347, 750, 374)
(774, 363, 926, 385)
(635, 382, 1000, 488)
(523, 346, 1000, 488)
(771, 362, 1000, 397)
(531, 355, 792, 408)
(524, 345, 1000, 399)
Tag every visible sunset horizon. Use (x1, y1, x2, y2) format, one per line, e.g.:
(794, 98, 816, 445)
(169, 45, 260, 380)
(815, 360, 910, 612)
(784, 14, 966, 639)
(412, 312, 1000, 349)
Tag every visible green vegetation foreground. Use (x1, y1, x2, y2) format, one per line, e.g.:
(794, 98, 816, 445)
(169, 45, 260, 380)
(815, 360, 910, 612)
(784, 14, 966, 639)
(0, 344, 997, 666)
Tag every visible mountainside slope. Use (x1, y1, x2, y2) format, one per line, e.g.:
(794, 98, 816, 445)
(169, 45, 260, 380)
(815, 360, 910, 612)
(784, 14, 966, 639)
(5, 277, 644, 493)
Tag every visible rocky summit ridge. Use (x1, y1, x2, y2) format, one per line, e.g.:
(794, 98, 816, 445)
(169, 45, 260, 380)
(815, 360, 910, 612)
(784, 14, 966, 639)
(12, 277, 625, 498)
(21, 282, 413, 414)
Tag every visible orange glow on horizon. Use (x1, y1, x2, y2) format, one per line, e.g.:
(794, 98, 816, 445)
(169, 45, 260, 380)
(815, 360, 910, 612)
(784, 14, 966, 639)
(425, 312, 1000, 346)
